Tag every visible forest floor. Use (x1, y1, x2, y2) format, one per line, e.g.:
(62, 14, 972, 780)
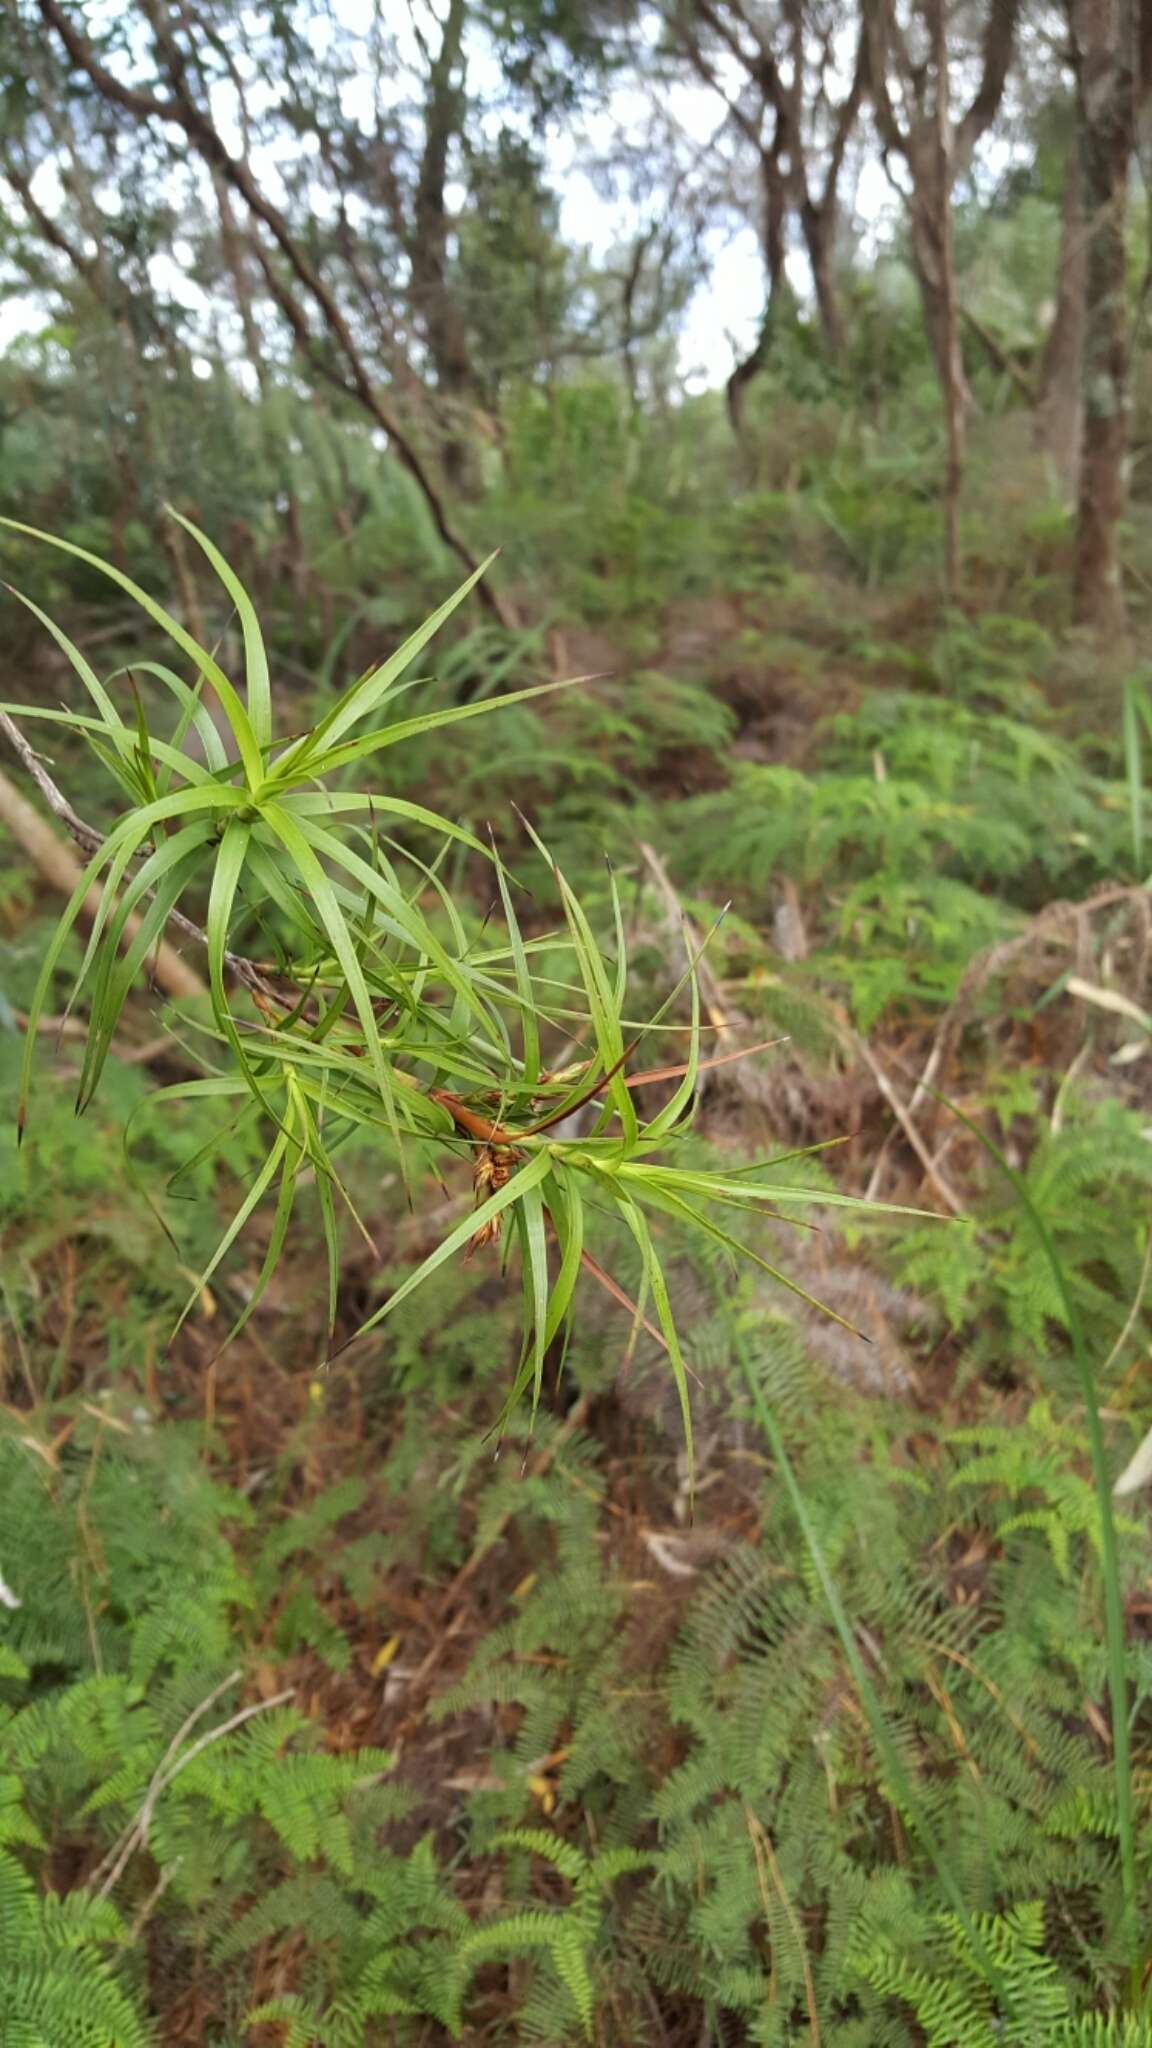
(3, 554, 1152, 2043)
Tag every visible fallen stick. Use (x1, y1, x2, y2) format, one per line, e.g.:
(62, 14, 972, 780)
(0, 748, 205, 1003)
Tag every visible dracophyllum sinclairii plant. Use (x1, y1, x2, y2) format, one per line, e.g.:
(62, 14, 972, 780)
(1, 511, 918, 1483)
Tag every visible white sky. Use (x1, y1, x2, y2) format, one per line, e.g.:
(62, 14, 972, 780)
(0, 5, 903, 390)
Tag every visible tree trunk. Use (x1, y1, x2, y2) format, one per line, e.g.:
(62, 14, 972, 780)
(801, 201, 845, 356)
(409, 0, 479, 493)
(906, 183, 974, 414)
(865, 0, 1018, 417)
(931, 0, 964, 597)
(727, 147, 789, 436)
(1034, 140, 1087, 497)
(1072, 0, 1135, 633)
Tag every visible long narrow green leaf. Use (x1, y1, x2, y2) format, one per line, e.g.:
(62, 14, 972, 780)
(107, 660, 230, 775)
(16, 837, 121, 1135)
(271, 554, 497, 779)
(606, 862, 628, 1016)
(518, 1178, 551, 1422)
(644, 952, 701, 1143)
(727, 1311, 1016, 2017)
(282, 677, 582, 785)
(921, 1082, 1140, 1982)
(517, 813, 637, 1145)
(636, 1181, 869, 1340)
(614, 1161, 934, 1217)
(169, 507, 272, 750)
(307, 1109, 342, 1340)
(0, 515, 264, 787)
(64, 815, 173, 1030)
(78, 841, 211, 1108)
(0, 701, 219, 790)
(614, 1194, 694, 1494)
(285, 814, 497, 1037)
(1123, 681, 1144, 876)
(3, 586, 128, 744)
(72, 820, 214, 1090)
(279, 791, 484, 852)
(334, 1147, 553, 1351)
(214, 1105, 308, 1351)
(542, 1167, 584, 1351)
(203, 818, 279, 1119)
(492, 842, 541, 1090)
(242, 840, 322, 946)
(171, 1127, 293, 1340)
(258, 800, 404, 1167)
(99, 779, 248, 844)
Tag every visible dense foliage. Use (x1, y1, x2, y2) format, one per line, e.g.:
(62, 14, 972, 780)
(3, 0, 1152, 2041)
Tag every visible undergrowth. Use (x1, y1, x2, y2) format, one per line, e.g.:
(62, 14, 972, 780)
(1, 1192, 1150, 2042)
(0, 402, 1151, 2047)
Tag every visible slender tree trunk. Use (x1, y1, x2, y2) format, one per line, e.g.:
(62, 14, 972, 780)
(931, 0, 964, 596)
(409, 0, 479, 493)
(1034, 140, 1087, 497)
(801, 201, 845, 356)
(727, 149, 789, 436)
(1072, 0, 1135, 632)
(906, 185, 973, 414)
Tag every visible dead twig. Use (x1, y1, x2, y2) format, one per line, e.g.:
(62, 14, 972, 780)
(92, 1670, 294, 1899)
(866, 883, 1150, 1199)
(126, 1858, 181, 1942)
(639, 840, 734, 1045)
(0, 711, 105, 854)
(0, 714, 205, 1001)
(15, 1012, 193, 1070)
(0, 713, 278, 1006)
(852, 1032, 966, 1216)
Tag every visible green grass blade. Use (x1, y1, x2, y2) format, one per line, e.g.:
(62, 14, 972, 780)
(1123, 681, 1144, 876)
(3, 586, 128, 745)
(271, 555, 497, 778)
(636, 1181, 870, 1340)
(518, 1176, 550, 1423)
(727, 1311, 1015, 2014)
(203, 818, 279, 1116)
(278, 791, 484, 854)
(64, 817, 169, 1031)
(614, 1161, 935, 1218)
(0, 701, 219, 792)
(168, 507, 271, 751)
(284, 813, 497, 1038)
(15, 838, 122, 1137)
(921, 1081, 1140, 1981)
(257, 800, 405, 1165)
(241, 841, 324, 948)
(215, 1110, 306, 1351)
(171, 1127, 292, 1340)
(517, 814, 637, 1144)
(606, 861, 628, 1015)
(643, 952, 701, 1143)
(285, 677, 582, 784)
(614, 1193, 693, 1495)
(335, 1147, 553, 1351)
(77, 838, 211, 1108)
(312, 1135, 341, 1341)
(97, 778, 247, 842)
(0, 515, 264, 787)
(491, 840, 541, 1090)
(108, 660, 230, 775)
(542, 1167, 583, 1350)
